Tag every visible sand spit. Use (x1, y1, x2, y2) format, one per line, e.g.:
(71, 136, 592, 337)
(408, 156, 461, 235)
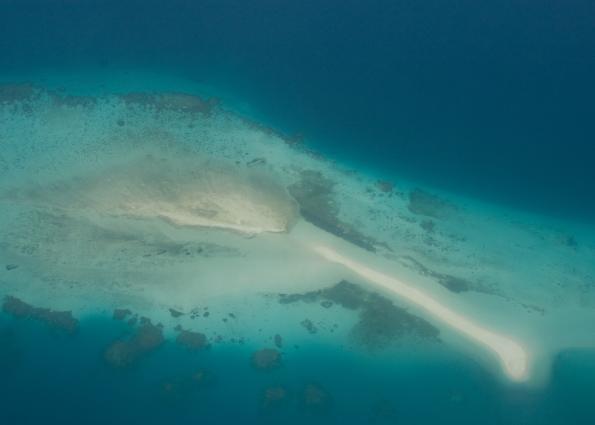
(313, 245, 530, 382)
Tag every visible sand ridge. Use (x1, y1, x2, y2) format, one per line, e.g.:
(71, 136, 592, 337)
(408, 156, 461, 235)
(313, 244, 529, 381)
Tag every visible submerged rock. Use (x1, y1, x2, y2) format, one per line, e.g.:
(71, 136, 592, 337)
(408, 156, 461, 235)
(2, 295, 78, 333)
(251, 348, 282, 371)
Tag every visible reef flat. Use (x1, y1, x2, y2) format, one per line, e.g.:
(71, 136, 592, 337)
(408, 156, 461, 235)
(1, 72, 595, 394)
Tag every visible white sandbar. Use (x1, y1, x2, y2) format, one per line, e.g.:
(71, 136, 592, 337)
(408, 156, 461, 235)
(313, 244, 530, 382)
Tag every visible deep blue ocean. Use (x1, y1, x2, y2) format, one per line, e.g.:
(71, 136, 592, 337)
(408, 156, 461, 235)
(1, 1, 595, 424)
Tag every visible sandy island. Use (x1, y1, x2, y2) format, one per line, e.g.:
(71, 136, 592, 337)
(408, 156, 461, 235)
(1, 75, 594, 389)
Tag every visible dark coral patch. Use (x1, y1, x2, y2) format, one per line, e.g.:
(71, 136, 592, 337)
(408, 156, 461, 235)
(288, 170, 380, 252)
(2, 295, 79, 334)
(277, 281, 440, 349)
(176, 329, 209, 350)
(104, 320, 164, 368)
